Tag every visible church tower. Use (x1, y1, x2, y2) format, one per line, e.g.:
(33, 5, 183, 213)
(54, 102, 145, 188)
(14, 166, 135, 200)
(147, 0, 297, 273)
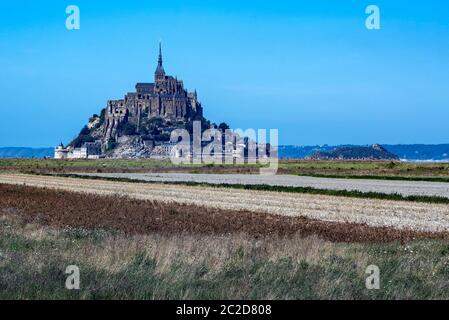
(155, 42, 165, 81)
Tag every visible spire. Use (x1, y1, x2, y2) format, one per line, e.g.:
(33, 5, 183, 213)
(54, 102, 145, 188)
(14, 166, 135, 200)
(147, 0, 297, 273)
(158, 42, 163, 66)
(155, 42, 165, 77)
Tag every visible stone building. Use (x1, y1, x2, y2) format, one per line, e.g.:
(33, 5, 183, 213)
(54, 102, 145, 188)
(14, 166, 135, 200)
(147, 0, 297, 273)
(150, 141, 182, 159)
(54, 143, 69, 159)
(103, 44, 203, 142)
(54, 141, 102, 159)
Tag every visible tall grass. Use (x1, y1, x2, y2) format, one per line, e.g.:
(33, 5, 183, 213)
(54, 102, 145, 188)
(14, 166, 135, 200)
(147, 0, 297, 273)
(2, 213, 449, 299)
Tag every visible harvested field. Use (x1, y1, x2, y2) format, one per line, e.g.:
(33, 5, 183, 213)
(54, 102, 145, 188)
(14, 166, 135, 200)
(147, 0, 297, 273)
(3, 176, 449, 299)
(1, 173, 449, 233)
(0, 183, 447, 243)
(77, 172, 449, 198)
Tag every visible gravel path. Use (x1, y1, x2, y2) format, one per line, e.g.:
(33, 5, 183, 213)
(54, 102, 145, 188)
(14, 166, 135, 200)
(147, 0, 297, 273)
(76, 172, 449, 198)
(1, 173, 449, 233)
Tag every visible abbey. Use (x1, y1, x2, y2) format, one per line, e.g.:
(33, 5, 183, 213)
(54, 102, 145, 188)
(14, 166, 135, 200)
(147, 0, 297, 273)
(57, 44, 208, 159)
(104, 43, 203, 140)
(54, 45, 271, 161)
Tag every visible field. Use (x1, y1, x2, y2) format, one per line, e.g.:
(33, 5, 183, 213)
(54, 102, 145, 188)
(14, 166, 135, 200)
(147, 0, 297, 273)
(2, 183, 449, 299)
(2, 174, 449, 232)
(63, 172, 449, 199)
(2, 159, 449, 300)
(3, 158, 449, 180)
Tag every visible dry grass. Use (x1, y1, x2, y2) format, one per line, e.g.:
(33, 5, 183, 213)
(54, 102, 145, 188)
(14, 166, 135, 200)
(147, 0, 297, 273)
(2, 180, 449, 299)
(2, 212, 449, 299)
(4, 158, 449, 178)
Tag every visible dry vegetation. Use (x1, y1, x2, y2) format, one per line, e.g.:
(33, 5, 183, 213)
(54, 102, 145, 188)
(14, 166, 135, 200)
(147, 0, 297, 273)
(1, 183, 446, 243)
(3, 158, 449, 180)
(278, 160, 449, 178)
(2, 174, 449, 232)
(2, 161, 449, 299)
(2, 185, 449, 299)
(0, 158, 259, 174)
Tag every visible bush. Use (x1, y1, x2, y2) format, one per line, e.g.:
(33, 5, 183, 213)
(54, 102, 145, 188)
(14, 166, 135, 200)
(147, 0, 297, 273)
(79, 126, 90, 136)
(139, 127, 149, 135)
(106, 138, 118, 151)
(219, 122, 230, 131)
(148, 117, 164, 127)
(118, 122, 137, 136)
(98, 108, 106, 126)
(71, 135, 94, 148)
(386, 161, 397, 169)
(154, 133, 170, 141)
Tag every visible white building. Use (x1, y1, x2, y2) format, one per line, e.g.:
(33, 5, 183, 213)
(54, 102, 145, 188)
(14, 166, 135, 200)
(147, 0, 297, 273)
(160, 141, 181, 158)
(54, 141, 102, 159)
(71, 147, 88, 159)
(54, 143, 69, 159)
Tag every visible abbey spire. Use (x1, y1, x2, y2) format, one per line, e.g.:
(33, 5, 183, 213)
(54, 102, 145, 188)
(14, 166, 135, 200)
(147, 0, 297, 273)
(155, 42, 165, 79)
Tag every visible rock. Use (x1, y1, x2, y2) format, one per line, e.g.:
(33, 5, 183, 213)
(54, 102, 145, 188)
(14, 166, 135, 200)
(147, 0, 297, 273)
(308, 144, 400, 161)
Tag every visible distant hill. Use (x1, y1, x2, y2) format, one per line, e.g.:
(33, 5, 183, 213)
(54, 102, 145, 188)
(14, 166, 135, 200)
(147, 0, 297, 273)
(0, 147, 53, 159)
(279, 144, 449, 161)
(308, 144, 399, 161)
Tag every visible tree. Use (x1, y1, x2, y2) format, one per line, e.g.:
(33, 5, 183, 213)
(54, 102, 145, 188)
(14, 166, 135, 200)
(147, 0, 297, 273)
(70, 134, 94, 148)
(79, 125, 90, 135)
(118, 122, 137, 136)
(106, 138, 118, 151)
(218, 122, 230, 131)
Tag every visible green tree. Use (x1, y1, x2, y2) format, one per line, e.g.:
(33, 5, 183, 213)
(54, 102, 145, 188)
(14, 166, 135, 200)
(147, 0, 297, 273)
(218, 122, 230, 131)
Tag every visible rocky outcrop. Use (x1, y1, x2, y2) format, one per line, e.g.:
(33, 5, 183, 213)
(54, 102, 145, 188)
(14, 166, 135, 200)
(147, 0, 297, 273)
(308, 144, 400, 161)
(68, 46, 211, 158)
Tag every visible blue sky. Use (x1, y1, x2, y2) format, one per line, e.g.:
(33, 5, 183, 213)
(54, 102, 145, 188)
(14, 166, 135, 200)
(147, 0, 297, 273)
(1, 0, 449, 147)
